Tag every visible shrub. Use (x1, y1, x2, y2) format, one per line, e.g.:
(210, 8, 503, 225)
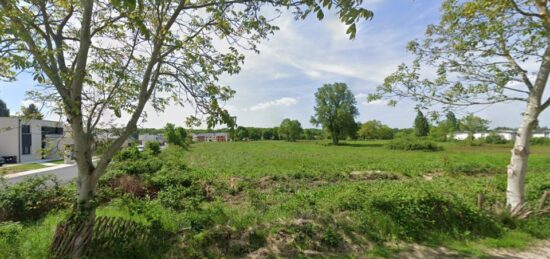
(111, 145, 162, 174)
(145, 141, 162, 155)
(157, 183, 204, 210)
(531, 137, 550, 146)
(114, 146, 142, 161)
(484, 133, 508, 144)
(0, 176, 71, 222)
(360, 194, 502, 241)
(387, 138, 443, 152)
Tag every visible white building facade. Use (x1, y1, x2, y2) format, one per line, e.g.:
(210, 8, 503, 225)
(0, 117, 67, 163)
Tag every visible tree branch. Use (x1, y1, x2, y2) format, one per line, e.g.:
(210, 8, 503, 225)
(509, 0, 541, 17)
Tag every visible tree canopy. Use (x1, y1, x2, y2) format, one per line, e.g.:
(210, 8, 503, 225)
(357, 120, 393, 140)
(21, 103, 43, 120)
(413, 110, 430, 137)
(310, 82, 358, 145)
(459, 113, 490, 138)
(0, 99, 9, 117)
(279, 118, 303, 141)
(164, 123, 188, 147)
(368, 0, 550, 208)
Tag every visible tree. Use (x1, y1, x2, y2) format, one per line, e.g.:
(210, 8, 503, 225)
(0, 0, 371, 255)
(369, 0, 550, 208)
(236, 126, 249, 141)
(459, 114, 490, 140)
(311, 83, 359, 145)
(279, 118, 303, 141)
(248, 128, 262, 141)
(429, 122, 451, 142)
(413, 110, 430, 137)
(446, 111, 458, 132)
(21, 103, 43, 120)
(261, 128, 274, 140)
(0, 99, 9, 117)
(357, 120, 393, 140)
(164, 123, 188, 147)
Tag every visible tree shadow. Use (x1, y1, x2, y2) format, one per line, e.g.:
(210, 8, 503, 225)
(335, 142, 385, 148)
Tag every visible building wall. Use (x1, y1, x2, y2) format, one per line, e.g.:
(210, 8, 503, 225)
(0, 117, 65, 163)
(453, 131, 516, 141)
(192, 133, 230, 142)
(0, 117, 20, 160)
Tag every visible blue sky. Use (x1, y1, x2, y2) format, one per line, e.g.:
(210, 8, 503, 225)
(1, 0, 548, 129)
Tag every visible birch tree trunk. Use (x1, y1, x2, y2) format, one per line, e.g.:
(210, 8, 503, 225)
(506, 101, 540, 209)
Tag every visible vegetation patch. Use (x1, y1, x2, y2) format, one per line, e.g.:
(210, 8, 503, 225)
(387, 138, 443, 152)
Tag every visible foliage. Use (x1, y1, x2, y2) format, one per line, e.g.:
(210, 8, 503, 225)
(484, 133, 508, 144)
(0, 99, 9, 117)
(459, 114, 490, 140)
(357, 120, 394, 140)
(145, 141, 161, 155)
(357, 190, 502, 241)
(311, 82, 359, 145)
(236, 126, 249, 141)
(3, 141, 550, 257)
(0, 176, 70, 222)
(387, 137, 443, 152)
(248, 128, 262, 141)
(413, 110, 430, 137)
(112, 146, 163, 175)
(164, 123, 189, 148)
(429, 121, 452, 142)
(261, 128, 275, 140)
(446, 111, 458, 132)
(20, 103, 43, 120)
(279, 118, 303, 142)
(369, 0, 550, 110)
(530, 137, 550, 146)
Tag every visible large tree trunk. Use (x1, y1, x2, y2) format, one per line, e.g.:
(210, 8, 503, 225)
(332, 132, 339, 145)
(506, 102, 540, 209)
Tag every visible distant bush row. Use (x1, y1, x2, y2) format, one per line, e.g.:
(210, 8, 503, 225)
(386, 138, 443, 152)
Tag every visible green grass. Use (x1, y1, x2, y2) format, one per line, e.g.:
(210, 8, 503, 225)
(49, 159, 65, 164)
(0, 163, 49, 175)
(183, 140, 550, 179)
(2, 140, 550, 258)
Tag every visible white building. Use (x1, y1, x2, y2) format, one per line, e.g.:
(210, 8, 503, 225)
(192, 132, 230, 142)
(0, 117, 67, 163)
(139, 134, 165, 145)
(453, 131, 541, 141)
(533, 130, 550, 138)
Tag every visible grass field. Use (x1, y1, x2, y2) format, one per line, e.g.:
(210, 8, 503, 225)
(1, 140, 549, 258)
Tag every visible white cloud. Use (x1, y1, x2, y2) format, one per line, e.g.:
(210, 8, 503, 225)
(249, 97, 298, 111)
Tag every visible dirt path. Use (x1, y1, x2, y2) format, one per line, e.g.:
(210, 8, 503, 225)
(488, 241, 550, 259)
(398, 241, 550, 259)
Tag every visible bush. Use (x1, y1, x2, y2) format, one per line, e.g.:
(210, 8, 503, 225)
(359, 193, 501, 241)
(0, 176, 71, 222)
(484, 133, 508, 144)
(531, 137, 550, 146)
(387, 138, 443, 152)
(111, 147, 163, 175)
(145, 141, 162, 155)
(157, 184, 204, 210)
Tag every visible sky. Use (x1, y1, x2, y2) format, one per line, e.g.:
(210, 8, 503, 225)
(0, 0, 548, 129)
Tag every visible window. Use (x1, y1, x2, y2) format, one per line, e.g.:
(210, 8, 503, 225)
(41, 126, 63, 135)
(22, 125, 31, 155)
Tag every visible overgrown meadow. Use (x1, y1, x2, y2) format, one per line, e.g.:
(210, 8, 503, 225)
(1, 140, 550, 258)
